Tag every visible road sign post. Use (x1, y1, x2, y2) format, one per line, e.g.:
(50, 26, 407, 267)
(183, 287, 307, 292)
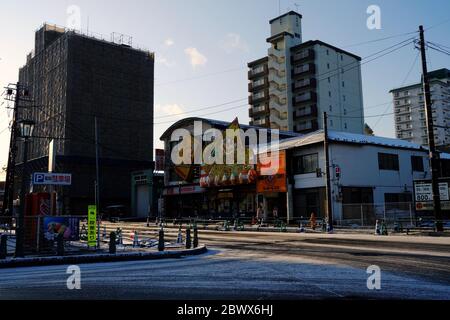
(88, 205, 97, 248)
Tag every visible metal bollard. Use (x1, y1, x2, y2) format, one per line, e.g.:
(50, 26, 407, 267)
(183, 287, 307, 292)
(109, 232, 116, 254)
(193, 226, 199, 248)
(0, 235, 7, 259)
(186, 228, 192, 249)
(56, 233, 64, 256)
(158, 227, 165, 252)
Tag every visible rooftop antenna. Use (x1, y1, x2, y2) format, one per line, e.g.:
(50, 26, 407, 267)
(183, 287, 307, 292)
(294, 2, 300, 12)
(278, 0, 281, 14)
(87, 16, 90, 35)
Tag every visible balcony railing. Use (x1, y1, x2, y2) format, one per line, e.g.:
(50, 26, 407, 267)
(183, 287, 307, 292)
(292, 91, 317, 106)
(295, 120, 319, 133)
(248, 88, 269, 105)
(293, 105, 318, 119)
(292, 78, 317, 91)
(292, 63, 315, 77)
(291, 49, 315, 64)
(248, 78, 268, 92)
(248, 64, 269, 79)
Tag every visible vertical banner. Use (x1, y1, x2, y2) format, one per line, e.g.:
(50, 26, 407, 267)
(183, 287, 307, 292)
(88, 205, 97, 247)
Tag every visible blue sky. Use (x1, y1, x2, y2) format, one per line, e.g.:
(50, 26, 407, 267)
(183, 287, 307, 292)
(0, 0, 449, 177)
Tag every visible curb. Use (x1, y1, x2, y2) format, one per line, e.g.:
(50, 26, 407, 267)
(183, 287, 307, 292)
(0, 245, 207, 269)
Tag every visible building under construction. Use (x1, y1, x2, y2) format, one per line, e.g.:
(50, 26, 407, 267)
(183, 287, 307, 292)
(13, 24, 154, 215)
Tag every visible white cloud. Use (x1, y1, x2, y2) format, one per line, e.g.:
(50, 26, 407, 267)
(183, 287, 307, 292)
(155, 104, 185, 119)
(164, 38, 175, 47)
(220, 33, 249, 54)
(156, 56, 175, 68)
(184, 47, 207, 68)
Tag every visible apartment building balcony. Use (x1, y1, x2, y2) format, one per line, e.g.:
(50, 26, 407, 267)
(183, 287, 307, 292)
(248, 78, 269, 92)
(396, 117, 412, 124)
(250, 116, 270, 127)
(292, 91, 317, 107)
(294, 120, 319, 133)
(293, 105, 318, 119)
(248, 64, 269, 80)
(249, 103, 269, 117)
(292, 78, 317, 91)
(248, 88, 269, 105)
(291, 49, 315, 64)
(292, 63, 315, 78)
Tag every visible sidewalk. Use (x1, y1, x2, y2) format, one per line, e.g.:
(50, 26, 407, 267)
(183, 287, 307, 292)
(0, 245, 207, 269)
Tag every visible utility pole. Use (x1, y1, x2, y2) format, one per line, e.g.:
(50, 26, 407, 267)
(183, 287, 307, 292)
(419, 25, 444, 232)
(323, 112, 333, 232)
(94, 117, 101, 248)
(2, 83, 21, 216)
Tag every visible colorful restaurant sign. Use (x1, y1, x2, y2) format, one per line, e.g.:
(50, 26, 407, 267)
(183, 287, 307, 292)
(256, 150, 287, 193)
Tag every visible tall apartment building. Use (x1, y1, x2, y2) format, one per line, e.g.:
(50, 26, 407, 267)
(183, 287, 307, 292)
(390, 68, 450, 148)
(248, 11, 365, 134)
(16, 24, 154, 214)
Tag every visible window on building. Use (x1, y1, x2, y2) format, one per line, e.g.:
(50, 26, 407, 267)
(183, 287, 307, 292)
(326, 49, 329, 55)
(343, 95, 346, 102)
(330, 119, 333, 126)
(378, 153, 399, 171)
(328, 77, 331, 83)
(411, 156, 424, 172)
(344, 123, 348, 130)
(295, 153, 319, 174)
(328, 91, 331, 97)
(327, 63, 330, 69)
(329, 105, 333, 112)
(384, 193, 412, 204)
(341, 55, 344, 61)
(342, 81, 345, 87)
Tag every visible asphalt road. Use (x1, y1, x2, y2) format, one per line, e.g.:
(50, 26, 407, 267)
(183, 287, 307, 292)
(0, 230, 449, 300)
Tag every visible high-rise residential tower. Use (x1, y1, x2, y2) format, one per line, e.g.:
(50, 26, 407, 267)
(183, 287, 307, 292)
(248, 11, 365, 134)
(390, 68, 450, 148)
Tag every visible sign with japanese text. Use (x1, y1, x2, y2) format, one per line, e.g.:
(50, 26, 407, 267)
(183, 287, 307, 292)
(87, 205, 97, 247)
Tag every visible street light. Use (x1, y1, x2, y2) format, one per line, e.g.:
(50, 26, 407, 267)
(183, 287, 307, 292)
(15, 119, 35, 258)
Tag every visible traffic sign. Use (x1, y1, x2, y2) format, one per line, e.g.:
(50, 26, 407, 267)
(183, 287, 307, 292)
(32, 172, 72, 186)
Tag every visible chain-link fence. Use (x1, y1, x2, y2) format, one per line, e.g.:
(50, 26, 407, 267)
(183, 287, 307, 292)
(339, 202, 419, 227)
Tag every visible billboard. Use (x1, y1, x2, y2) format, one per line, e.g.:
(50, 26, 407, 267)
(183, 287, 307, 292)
(43, 217, 80, 241)
(414, 179, 450, 211)
(256, 150, 287, 193)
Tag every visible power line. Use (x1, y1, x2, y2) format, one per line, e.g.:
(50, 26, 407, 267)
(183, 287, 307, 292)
(155, 67, 246, 86)
(343, 31, 417, 48)
(372, 51, 420, 129)
(153, 104, 249, 125)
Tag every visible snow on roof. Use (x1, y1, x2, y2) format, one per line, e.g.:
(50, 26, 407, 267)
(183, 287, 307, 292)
(258, 130, 428, 153)
(328, 131, 426, 150)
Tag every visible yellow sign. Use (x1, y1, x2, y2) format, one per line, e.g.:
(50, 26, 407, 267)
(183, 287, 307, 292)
(88, 205, 97, 247)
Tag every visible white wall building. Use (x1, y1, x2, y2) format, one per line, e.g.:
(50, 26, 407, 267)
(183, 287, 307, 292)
(270, 130, 432, 223)
(248, 11, 365, 134)
(390, 68, 450, 148)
